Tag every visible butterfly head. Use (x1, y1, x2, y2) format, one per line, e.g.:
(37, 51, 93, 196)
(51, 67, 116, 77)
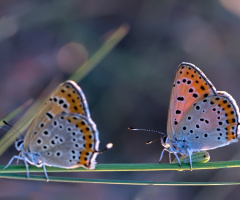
(14, 136, 43, 167)
(161, 136, 170, 148)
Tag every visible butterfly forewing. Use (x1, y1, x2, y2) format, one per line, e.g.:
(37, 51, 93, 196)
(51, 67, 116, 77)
(24, 80, 90, 148)
(28, 112, 99, 169)
(167, 63, 217, 139)
(175, 92, 239, 151)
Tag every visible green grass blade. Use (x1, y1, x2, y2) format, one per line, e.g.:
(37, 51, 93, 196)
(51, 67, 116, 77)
(0, 173, 239, 186)
(0, 100, 42, 156)
(69, 24, 130, 82)
(0, 99, 33, 126)
(1, 161, 240, 185)
(2, 160, 240, 173)
(0, 99, 35, 155)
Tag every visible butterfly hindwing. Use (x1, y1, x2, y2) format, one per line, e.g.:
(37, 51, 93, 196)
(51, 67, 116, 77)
(175, 92, 239, 151)
(28, 112, 99, 169)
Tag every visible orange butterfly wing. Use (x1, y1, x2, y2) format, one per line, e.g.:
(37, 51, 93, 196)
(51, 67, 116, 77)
(24, 80, 91, 148)
(167, 62, 217, 139)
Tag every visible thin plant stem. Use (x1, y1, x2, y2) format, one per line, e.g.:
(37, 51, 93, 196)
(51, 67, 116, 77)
(2, 160, 240, 173)
(0, 173, 240, 186)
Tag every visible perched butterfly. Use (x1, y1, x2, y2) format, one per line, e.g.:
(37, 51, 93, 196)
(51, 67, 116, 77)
(4, 80, 112, 181)
(160, 62, 240, 169)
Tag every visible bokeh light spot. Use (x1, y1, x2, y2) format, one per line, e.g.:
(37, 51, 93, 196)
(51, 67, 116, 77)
(57, 42, 88, 73)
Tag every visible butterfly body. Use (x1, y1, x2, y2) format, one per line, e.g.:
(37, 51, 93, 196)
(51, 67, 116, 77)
(4, 81, 108, 180)
(160, 62, 240, 168)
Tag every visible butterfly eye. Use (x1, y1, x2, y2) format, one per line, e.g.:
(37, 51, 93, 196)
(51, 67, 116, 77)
(162, 136, 167, 144)
(15, 140, 23, 151)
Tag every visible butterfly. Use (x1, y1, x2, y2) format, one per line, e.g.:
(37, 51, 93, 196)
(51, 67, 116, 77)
(4, 80, 112, 181)
(159, 62, 240, 169)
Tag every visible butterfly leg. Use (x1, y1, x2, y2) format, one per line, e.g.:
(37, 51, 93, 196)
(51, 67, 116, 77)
(187, 148, 193, 171)
(168, 153, 172, 163)
(42, 164, 49, 182)
(159, 148, 167, 163)
(3, 155, 23, 170)
(168, 147, 181, 167)
(16, 152, 21, 164)
(23, 159, 30, 179)
(4, 155, 31, 179)
(159, 148, 181, 167)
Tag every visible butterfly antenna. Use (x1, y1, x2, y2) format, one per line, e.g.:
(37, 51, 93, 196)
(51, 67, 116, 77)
(0, 122, 12, 132)
(128, 127, 166, 136)
(97, 143, 113, 153)
(3, 120, 23, 139)
(146, 137, 162, 144)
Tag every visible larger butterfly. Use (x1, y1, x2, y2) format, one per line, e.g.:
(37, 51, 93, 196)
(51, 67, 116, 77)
(160, 62, 240, 168)
(4, 80, 112, 181)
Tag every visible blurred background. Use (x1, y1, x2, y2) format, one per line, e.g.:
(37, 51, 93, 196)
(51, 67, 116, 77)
(0, 0, 240, 199)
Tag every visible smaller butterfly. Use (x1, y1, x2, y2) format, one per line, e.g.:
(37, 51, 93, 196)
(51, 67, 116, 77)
(4, 80, 112, 181)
